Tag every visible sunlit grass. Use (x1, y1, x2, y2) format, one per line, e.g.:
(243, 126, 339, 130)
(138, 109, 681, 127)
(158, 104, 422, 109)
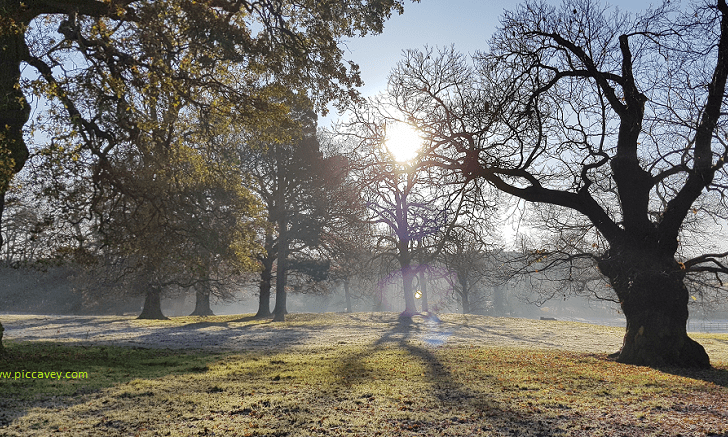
(2, 339, 727, 436)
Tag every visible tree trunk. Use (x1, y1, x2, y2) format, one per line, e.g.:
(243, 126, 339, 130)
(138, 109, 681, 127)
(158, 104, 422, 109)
(400, 264, 417, 317)
(189, 285, 214, 316)
(256, 275, 272, 318)
(492, 284, 506, 316)
(0, 3, 30, 193)
(598, 247, 709, 368)
(272, 216, 288, 322)
(418, 270, 428, 313)
(255, 256, 274, 318)
(0, 4, 26, 356)
(458, 274, 470, 314)
(460, 288, 470, 315)
(344, 280, 352, 313)
(0, 197, 3, 354)
(138, 287, 168, 320)
(1, 10, 30, 352)
(272, 258, 287, 321)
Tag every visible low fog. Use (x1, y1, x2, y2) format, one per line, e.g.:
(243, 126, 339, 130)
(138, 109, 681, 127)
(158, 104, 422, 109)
(2, 263, 727, 333)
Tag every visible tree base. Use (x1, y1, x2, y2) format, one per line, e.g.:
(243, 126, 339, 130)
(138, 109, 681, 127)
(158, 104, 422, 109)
(254, 310, 271, 319)
(272, 311, 285, 322)
(137, 313, 169, 320)
(137, 312, 169, 320)
(0, 321, 5, 356)
(189, 308, 215, 316)
(189, 289, 215, 316)
(399, 310, 420, 319)
(137, 289, 169, 320)
(617, 333, 710, 369)
(598, 248, 712, 369)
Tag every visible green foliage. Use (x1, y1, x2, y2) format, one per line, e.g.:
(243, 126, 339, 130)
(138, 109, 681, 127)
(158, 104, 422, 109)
(0, 0, 417, 349)
(85, 118, 265, 295)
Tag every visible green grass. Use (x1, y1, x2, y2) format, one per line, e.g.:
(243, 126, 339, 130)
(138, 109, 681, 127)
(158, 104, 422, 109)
(0, 342, 220, 399)
(1, 336, 727, 436)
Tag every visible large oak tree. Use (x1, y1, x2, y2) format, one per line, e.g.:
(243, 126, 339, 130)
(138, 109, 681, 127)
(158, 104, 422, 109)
(384, 0, 728, 367)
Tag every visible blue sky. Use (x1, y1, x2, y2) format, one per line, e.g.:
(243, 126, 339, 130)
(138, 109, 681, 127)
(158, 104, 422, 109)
(326, 0, 670, 244)
(323, 0, 663, 126)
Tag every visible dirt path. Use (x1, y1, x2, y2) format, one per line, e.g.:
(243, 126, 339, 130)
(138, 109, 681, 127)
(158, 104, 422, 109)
(2, 312, 727, 362)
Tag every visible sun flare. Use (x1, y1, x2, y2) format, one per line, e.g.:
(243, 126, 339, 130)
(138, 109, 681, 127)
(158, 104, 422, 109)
(383, 122, 423, 163)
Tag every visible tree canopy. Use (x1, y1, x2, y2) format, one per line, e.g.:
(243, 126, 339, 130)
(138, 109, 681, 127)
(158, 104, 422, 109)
(1, 0, 415, 224)
(0, 0, 417, 346)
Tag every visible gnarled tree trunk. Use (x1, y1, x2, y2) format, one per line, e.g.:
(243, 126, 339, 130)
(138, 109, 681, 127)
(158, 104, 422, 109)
(1, 1, 31, 356)
(598, 246, 709, 368)
(138, 287, 168, 320)
(0, 2, 30, 186)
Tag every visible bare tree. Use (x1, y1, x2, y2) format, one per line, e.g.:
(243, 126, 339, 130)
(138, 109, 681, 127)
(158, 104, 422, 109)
(438, 223, 503, 314)
(341, 109, 481, 317)
(382, 0, 728, 367)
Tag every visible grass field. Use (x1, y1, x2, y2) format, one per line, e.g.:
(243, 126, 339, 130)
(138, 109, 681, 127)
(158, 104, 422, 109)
(1, 314, 727, 436)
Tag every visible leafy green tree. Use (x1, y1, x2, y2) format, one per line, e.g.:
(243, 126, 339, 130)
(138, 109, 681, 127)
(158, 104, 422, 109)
(87, 137, 262, 319)
(240, 104, 337, 321)
(2, 0, 412, 208)
(0, 0, 415, 343)
(383, 1, 728, 367)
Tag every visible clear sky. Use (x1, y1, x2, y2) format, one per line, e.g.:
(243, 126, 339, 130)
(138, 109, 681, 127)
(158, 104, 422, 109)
(323, 0, 663, 127)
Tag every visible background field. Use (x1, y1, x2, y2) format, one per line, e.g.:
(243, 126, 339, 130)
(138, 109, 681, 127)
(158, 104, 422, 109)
(1, 313, 727, 436)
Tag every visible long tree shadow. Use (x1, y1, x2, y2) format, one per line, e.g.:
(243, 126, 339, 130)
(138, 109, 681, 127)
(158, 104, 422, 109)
(333, 314, 565, 436)
(660, 365, 728, 388)
(175, 314, 266, 329)
(129, 316, 320, 351)
(0, 342, 228, 429)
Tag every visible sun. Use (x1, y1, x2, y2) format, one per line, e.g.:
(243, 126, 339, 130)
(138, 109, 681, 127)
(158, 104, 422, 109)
(383, 122, 423, 163)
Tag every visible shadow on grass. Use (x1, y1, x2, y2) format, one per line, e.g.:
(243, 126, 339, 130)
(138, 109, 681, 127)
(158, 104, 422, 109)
(452, 320, 566, 349)
(175, 314, 267, 329)
(660, 364, 728, 388)
(332, 315, 562, 436)
(0, 341, 226, 428)
(128, 314, 325, 350)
